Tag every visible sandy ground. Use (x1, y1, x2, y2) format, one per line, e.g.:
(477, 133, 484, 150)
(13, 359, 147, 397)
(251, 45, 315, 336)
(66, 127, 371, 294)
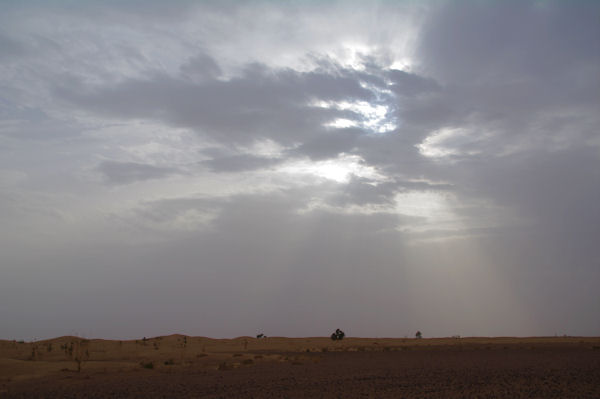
(1, 336, 599, 398)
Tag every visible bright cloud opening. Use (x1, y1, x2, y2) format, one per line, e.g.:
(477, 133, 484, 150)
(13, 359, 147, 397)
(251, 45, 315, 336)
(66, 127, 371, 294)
(279, 153, 385, 184)
(416, 127, 466, 158)
(312, 100, 397, 133)
(334, 42, 372, 71)
(325, 118, 358, 129)
(395, 191, 450, 218)
(416, 127, 489, 159)
(389, 57, 414, 72)
(394, 190, 461, 236)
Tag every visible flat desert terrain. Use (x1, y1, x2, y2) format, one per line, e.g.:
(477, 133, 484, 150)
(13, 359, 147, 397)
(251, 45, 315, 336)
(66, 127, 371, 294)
(1, 336, 599, 398)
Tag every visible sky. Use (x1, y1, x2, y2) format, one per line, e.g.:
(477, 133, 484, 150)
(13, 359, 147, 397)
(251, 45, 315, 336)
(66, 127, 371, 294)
(1, 0, 599, 341)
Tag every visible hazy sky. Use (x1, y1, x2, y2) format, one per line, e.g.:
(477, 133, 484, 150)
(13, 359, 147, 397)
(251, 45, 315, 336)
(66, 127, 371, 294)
(1, 1, 599, 340)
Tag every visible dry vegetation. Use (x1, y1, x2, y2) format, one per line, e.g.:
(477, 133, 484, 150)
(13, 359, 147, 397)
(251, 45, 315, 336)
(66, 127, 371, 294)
(1, 336, 599, 398)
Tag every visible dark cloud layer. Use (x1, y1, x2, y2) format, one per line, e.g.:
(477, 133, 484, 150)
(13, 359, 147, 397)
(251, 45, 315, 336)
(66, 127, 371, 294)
(55, 62, 378, 147)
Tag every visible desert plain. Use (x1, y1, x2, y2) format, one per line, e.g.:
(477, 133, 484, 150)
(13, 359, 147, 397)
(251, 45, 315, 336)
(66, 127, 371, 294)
(1, 335, 599, 398)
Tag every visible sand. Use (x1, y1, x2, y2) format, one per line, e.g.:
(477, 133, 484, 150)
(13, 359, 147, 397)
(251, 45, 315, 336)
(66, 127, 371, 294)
(1, 336, 599, 398)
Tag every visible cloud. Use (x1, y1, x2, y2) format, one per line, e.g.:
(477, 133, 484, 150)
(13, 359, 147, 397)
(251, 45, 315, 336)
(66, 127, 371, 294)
(97, 160, 180, 185)
(0, 108, 81, 141)
(54, 60, 380, 148)
(202, 153, 280, 173)
(290, 127, 362, 161)
(0, 30, 26, 60)
(419, 1, 600, 83)
(386, 69, 440, 97)
(408, 0, 600, 157)
(180, 53, 222, 81)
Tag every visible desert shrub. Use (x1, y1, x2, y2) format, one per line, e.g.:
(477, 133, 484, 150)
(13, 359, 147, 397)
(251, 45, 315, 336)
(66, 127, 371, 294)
(164, 359, 175, 366)
(330, 329, 345, 341)
(217, 362, 232, 371)
(141, 361, 154, 369)
(65, 339, 90, 372)
(415, 331, 422, 339)
(28, 347, 36, 361)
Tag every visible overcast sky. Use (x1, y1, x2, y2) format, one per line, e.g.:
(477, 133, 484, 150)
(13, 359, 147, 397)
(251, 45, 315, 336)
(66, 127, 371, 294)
(1, 0, 599, 340)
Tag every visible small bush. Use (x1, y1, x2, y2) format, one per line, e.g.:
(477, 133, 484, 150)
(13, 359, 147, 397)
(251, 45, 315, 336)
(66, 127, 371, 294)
(164, 359, 174, 366)
(141, 361, 154, 369)
(217, 362, 232, 371)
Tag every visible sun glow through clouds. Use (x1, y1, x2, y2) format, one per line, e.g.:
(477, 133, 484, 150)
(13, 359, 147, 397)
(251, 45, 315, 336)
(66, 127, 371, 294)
(325, 118, 358, 129)
(312, 99, 397, 133)
(280, 154, 384, 183)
